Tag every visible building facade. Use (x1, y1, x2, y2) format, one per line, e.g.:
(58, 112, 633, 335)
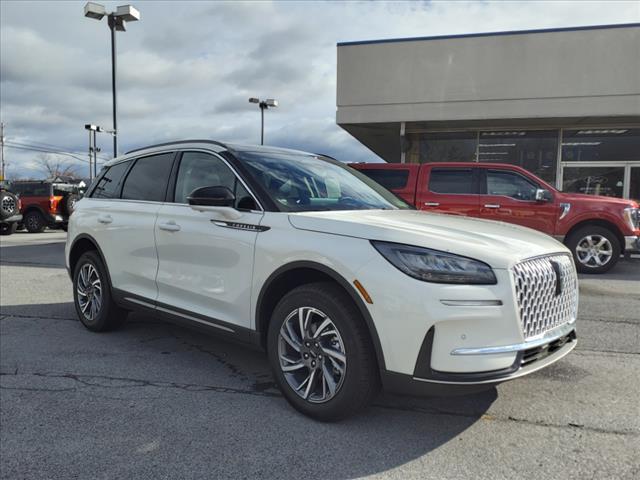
(336, 24, 640, 199)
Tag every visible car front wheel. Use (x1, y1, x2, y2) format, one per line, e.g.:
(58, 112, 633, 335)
(566, 226, 620, 274)
(267, 282, 379, 421)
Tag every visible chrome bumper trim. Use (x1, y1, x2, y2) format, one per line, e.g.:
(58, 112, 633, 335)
(450, 321, 576, 356)
(439, 299, 503, 307)
(624, 235, 640, 252)
(417, 339, 576, 385)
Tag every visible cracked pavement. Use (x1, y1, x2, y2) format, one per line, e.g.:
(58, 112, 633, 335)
(1, 231, 639, 479)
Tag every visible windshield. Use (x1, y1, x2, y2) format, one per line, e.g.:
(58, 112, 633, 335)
(239, 151, 411, 212)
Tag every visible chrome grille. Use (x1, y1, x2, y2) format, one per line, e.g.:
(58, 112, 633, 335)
(512, 254, 578, 340)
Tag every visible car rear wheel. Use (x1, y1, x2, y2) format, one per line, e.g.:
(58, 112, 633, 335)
(566, 226, 620, 274)
(73, 251, 127, 332)
(267, 282, 379, 421)
(24, 211, 46, 233)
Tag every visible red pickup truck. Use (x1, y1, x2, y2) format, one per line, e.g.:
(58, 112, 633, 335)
(350, 162, 640, 274)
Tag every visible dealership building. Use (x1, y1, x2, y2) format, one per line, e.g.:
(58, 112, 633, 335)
(336, 23, 640, 199)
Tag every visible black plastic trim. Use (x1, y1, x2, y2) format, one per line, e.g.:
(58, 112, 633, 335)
(220, 151, 280, 212)
(125, 139, 229, 155)
(112, 289, 262, 348)
(255, 260, 386, 370)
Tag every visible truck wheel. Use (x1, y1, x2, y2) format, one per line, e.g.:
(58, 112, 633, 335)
(73, 251, 127, 332)
(267, 282, 379, 421)
(24, 211, 46, 233)
(566, 226, 620, 274)
(0, 223, 17, 235)
(0, 191, 19, 220)
(62, 194, 79, 216)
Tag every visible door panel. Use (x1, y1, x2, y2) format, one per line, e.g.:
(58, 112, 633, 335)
(480, 169, 557, 234)
(416, 166, 480, 216)
(155, 205, 263, 327)
(86, 199, 162, 300)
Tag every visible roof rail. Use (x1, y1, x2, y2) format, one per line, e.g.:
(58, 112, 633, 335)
(125, 139, 229, 155)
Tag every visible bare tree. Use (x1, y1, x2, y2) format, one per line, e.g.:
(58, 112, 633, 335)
(34, 153, 80, 180)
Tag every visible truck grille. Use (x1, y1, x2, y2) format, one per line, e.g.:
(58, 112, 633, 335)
(512, 254, 578, 340)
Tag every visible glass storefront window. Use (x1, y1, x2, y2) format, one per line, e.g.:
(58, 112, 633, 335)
(405, 131, 476, 164)
(561, 128, 640, 162)
(562, 166, 626, 198)
(630, 167, 640, 202)
(479, 130, 558, 184)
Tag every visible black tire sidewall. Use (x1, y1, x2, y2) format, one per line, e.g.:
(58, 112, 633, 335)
(73, 251, 122, 332)
(25, 211, 46, 233)
(267, 282, 378, 421)
(0, 223, 17, 235)
(567, 226, 620, 274)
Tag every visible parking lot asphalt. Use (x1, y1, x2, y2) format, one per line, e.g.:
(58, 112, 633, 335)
(1, 231, 639, 479)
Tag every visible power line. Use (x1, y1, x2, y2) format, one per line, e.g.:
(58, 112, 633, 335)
(6, 140, 111, 161)
(4, 143, 90, 163)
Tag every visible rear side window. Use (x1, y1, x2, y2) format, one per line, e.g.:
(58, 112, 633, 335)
(429, 169, 475, 194)
(91, 161, 131, 199)
(359, 169, 409, 190)
(11, 183, 51, 196)
(121, 153, 174, 202)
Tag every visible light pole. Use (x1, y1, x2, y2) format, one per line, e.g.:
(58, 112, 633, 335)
(249, 98, 278, 145)
(84, 2, 140, 158)
(85, 124, 114, 179)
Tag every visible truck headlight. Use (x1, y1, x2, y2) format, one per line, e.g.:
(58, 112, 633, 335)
(371, 241, 497, 285)
(623, 207, 639, 230)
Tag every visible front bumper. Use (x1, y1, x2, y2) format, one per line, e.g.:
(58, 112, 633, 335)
(1, 214, 22, 223)
(624, 235, 640, 252)
(382, 327, 577, 396)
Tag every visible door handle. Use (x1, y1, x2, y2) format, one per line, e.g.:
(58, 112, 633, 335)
(483, 204, 501, 209)
(97, 215, 112, 224)
(158, 221, 181, 232)
(423, 202, 440, 207)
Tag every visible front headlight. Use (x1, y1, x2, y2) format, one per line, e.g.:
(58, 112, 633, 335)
(623, 207, 639, 230)
(371, 241, 497, 285)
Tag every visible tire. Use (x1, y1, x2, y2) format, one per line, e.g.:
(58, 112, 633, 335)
(72, 250, 127, 332)
(24, 210, 46, 233)
(0, 223, 17, 235)
(566, 225, 620, 274)
(267, 282, 379, 421)
(0, 191, 19, 220)
(62, 194, 79, 216)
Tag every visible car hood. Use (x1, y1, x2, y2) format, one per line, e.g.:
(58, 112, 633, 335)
(288, 209, 568, 269)
(557, 192, 638, 208)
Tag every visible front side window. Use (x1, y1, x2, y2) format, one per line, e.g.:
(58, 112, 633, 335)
(121, 153, 174, 202)
(486, 170, 539, 201)
(91, 161, 131, 199)
(239, 151, 410, 212)
(174, 152, 256, 210)
(359, 168, 409, 190)
(428, 169, 475, 194)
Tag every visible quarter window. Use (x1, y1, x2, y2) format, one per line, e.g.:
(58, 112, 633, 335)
(174, 152, 256, 210)
(91, 161, 131, 199)
(486, 170, 538, 201)
(428, 169, 475, 194)
(121, 153, 174, 202)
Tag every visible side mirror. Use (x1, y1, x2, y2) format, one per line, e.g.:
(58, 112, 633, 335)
(187, 186, 235, 207)
(535, 188, 552, 202)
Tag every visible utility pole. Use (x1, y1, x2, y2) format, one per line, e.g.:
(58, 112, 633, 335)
(0, 122, 5, 180)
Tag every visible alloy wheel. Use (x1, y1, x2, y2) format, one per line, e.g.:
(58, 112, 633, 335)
(278, 306, 347, 403)
(575, 234, 613, 268)
(76, 263, 103, 322)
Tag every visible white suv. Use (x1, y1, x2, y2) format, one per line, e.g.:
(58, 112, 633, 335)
(66, 141, 578, 420)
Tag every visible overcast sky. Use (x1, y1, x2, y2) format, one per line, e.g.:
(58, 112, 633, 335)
(1, 0, 639, 179)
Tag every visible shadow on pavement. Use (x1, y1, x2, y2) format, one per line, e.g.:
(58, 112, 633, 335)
(1, 302, 496, 479)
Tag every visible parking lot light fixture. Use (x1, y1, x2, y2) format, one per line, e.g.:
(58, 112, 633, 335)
(248, 97, 278, 145)
(84, 3, 140, 158)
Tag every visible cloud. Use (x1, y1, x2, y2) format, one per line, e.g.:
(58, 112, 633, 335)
(1, 0, 639, 178)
